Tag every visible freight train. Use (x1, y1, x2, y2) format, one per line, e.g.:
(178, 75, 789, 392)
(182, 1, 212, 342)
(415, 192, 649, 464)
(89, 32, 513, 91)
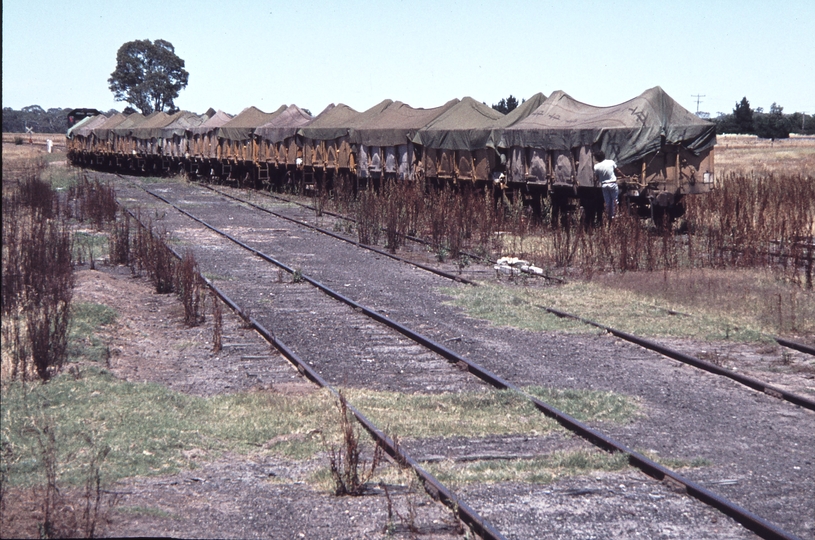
(66, 86, 716, 221)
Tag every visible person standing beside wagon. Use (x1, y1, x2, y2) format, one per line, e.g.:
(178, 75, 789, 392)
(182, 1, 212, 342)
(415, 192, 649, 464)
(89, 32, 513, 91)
(593, 150, 623, 221)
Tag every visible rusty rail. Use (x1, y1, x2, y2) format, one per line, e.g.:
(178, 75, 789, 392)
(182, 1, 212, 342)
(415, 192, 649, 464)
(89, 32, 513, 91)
(130, 181, 801, 540)
(537, 305, 815, 412)
(218, 186, 565, 282)
(120, 201, 506, 540)
(203, 184, 477, 285)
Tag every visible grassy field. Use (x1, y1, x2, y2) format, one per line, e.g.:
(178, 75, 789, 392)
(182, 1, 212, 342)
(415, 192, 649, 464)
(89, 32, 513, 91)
(446, 267, 815, 341)
(2, 132, 67, 150)
(715, 134, 815, 175)
(1, 369, 641, 488)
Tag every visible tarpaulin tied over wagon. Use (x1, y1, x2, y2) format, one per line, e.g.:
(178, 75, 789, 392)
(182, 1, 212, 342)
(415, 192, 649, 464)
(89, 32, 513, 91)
(111, 112, 153, 138)
(191, 110, 233, 136)
(67, 114, 107, 139)
(499, 86, 716, 166)
(412, 97, 505, 151)
(411, 96, 554, 181)
(160, 111, 213, 156)
(67, 114, 110, 153)
(491, 92, 548, 138)
(349, 99, 459, 147)
(88, 113, 130, 141)
(160, 110, 212, 139)
(130, 111, 190, 140)
(190, 110, 233, 159)
(350, 99, 459, 179)
(298, 101, 394, 170)
(298, 103, 360, 142)
(255, 105, 314, 144)
(254, 105, 314, 165)
(217, 105, 287, 141)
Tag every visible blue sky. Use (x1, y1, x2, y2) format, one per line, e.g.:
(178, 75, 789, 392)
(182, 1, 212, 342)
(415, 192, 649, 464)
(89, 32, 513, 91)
(3, 0, 814, 118)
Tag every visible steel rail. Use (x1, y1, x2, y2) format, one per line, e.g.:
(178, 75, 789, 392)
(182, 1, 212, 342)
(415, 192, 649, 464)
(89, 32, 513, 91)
(775, 337, 815, 356)
(119, 203, 506, 540)
(221, 185, 566, 282)
(207, 185, 814, 359)
(133, 182, 801, 540)
(201, 184, 477, 285)
(536, 304, 815, 412)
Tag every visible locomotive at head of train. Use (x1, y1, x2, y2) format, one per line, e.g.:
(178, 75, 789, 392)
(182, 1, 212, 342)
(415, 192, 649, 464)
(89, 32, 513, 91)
(66, 86, 715, 219)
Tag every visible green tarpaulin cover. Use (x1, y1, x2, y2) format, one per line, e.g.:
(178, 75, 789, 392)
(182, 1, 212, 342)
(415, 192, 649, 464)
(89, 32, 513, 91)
(254, 105, 314, 143)
(159, 111, 212, 139)
(297, 103, 357, 141)
(412, 97, 505, 151)
(88, 113, 130, 140)
(217, 105, 287, 141)
(191, 110, 233, 136)
(500, 87, 716, 165)
(349, 99, 459, 147)
(129, 112, 179, 140)
(111, 112, 154, 138)
(298, 100, 393, 142)
(69, 114, 107, 138)
(494, 92, 548, 129)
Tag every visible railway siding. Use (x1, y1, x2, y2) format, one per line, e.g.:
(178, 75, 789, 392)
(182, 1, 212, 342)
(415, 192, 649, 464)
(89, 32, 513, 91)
(111, 175, 814, 539)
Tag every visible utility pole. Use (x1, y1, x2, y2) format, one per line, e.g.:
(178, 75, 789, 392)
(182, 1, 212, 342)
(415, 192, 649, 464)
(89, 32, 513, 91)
(802, 112, 807, 131)
(692, 94, 706, 114)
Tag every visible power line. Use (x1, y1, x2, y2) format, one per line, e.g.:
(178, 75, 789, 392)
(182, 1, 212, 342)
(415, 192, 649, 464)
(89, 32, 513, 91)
(691, 94, 706, 113)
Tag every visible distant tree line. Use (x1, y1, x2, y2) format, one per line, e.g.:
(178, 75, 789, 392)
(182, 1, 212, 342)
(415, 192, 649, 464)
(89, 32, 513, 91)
(710, 97, 814, 138)
(2, 106, 120, 133)
(3, 106, 71, 133)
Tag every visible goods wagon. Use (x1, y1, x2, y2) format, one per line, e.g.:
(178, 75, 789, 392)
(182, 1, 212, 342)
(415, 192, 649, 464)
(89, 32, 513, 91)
(189, 109, 233, 177)
(67, 86, 715, 220)
(500, 87, 716, 221)
(214, 105, 286, 183)
(254, 104, 314, 187)
(67, 113, 109, 157)
(351, 98, 459, 183)
(412, 93, 547, 186)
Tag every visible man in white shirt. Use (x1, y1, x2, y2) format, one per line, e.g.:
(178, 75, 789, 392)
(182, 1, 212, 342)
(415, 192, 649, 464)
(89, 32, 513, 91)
(593, 151, 623, 221)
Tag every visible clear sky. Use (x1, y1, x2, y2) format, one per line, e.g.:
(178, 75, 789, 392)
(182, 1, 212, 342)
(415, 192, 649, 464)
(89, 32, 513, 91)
(3, 0, 814, 118)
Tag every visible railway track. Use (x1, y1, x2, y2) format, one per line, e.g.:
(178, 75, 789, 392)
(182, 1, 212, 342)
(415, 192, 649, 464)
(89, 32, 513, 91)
(114, 176, 808, 539)
(122, 203, 505, 538)
(208, 186, 813, 356)
(215, 185, 565, 282)
(197, 183, 815, 410)
(201, 184, 478, 285)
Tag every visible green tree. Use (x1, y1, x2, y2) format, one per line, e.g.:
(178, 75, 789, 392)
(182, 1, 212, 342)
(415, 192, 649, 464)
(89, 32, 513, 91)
(789, 112, 815, 135)
(492, 95, 519, 114)
(733, 97, 753, 134)
(2, 105, 71, 133)
(754, 103, 791, 140)
(108, 39, 189, 115)
(714, 112, 736, 134)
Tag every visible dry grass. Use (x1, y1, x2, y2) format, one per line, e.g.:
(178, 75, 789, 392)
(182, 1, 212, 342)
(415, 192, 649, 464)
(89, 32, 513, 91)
(2, 133, 67, 148)
(594, 268, 815, 337)
(446, 267, 815, 341)
(715, 135, 815, 175)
